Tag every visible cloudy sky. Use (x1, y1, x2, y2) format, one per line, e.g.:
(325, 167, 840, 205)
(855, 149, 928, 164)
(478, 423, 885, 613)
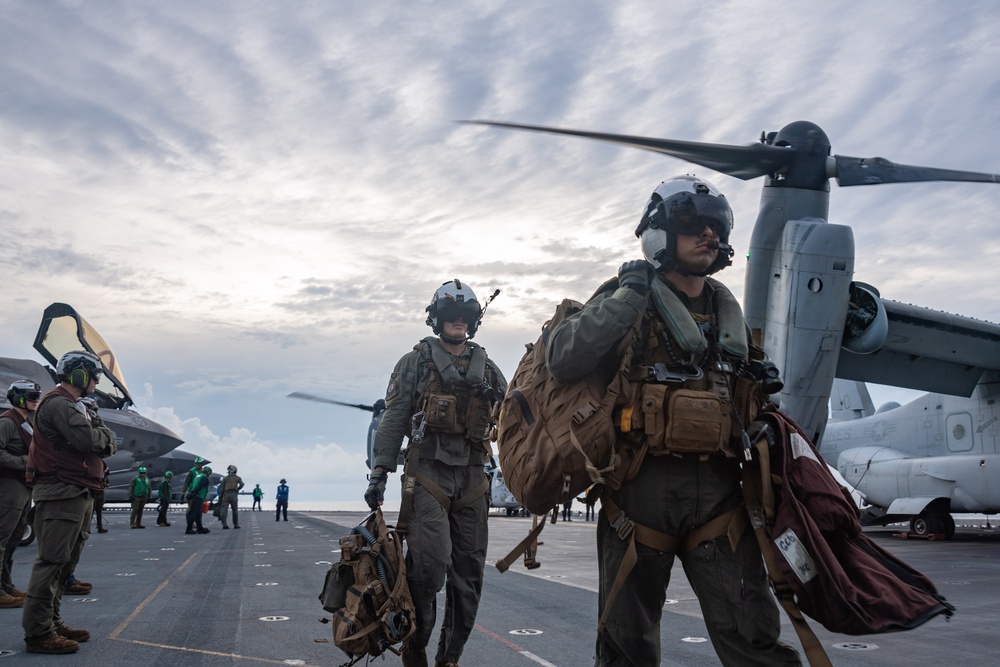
(2, 1, 999, 506)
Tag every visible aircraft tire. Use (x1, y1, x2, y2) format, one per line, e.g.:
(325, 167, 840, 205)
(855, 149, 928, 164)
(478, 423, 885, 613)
(910, 514, 932, 537)
(942, 514, 956, 540)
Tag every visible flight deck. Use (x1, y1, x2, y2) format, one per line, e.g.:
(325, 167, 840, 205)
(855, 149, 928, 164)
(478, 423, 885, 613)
(0, 508, 997, 666)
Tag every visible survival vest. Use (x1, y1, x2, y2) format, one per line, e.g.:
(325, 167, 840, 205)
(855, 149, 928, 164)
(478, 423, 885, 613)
(415, 336, 495, 444)
(320, 508, 416, 666)
(25, 386, 105, 491)
(743, 407, 954, 666)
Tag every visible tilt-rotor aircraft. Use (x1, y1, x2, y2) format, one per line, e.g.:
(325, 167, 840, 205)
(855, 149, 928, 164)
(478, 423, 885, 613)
(464, 119, 1000, 538)
(0, 303, 214, 505)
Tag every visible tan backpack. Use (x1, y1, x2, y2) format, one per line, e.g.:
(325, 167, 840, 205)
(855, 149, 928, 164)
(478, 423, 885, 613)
(319, 509, 416, 665)
(494, 294, 642, 571)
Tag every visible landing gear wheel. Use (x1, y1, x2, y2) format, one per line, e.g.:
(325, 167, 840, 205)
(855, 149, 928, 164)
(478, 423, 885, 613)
(910, 514, 932, 537)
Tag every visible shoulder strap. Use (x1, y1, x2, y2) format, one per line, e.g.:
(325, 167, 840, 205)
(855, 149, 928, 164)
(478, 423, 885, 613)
(742, 421, 833, 667)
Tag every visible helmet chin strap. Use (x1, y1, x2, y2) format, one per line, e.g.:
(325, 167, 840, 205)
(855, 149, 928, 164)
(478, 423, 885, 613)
(440, 334, 468, 346)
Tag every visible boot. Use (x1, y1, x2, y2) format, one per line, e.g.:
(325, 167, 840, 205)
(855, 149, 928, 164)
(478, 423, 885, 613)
(8, 588, 26, 599)
(25, 633, 79, 654)
(0, 592, 24, 608)
(434, 662, 460, 667)
(63, 580, 93, 595)
(55, 625, 91, 642)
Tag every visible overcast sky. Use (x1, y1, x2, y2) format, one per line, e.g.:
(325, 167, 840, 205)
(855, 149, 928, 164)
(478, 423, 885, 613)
(2, 1, 999, 506)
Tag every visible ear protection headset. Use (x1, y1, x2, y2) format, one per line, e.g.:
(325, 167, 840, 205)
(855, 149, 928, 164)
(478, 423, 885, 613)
(69, 368, 89, 388)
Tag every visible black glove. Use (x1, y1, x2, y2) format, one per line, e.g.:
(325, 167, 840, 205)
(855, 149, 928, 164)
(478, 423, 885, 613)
(618, 260, 651, 295)
(364, 468, 388, 510)
(745, 420, 779, 460)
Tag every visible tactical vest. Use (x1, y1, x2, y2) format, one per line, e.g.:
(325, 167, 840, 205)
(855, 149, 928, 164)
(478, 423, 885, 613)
(222, 475, 241, 493)
(26, 386, 105, 491)
(617, 279, 763, 460)
(414, 337, 495, 444)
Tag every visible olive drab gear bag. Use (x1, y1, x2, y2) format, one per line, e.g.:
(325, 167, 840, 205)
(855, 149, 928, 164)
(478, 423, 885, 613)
(743, 407, 954, 667)
(319, 509, 416, 666)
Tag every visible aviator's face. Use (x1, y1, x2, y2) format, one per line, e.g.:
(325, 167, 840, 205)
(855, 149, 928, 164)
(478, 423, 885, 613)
(441, 317, 469, 340)
(673, 225, 719, 274)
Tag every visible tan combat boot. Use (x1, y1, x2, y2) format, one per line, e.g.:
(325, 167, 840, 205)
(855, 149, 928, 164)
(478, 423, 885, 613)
(25, 633, 79, 654)
(0, 592, 24, 608)
(55, 625, 91, 642)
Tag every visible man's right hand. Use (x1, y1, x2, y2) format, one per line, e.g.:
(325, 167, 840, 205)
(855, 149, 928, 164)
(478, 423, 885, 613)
(618, 259, 650, 295)
(364, 468, 388, 510)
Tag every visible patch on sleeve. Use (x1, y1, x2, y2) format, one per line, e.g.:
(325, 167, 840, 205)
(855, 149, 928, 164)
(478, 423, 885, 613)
(385, 375, 399, 401)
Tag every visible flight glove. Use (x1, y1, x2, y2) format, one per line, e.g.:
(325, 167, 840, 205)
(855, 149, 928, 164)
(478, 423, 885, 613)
(364, 468, 388, 510)
(618, 260, 651, 295)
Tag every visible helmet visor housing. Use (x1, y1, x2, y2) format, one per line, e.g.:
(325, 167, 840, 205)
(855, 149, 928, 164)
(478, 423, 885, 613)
(657, 191, 733, 240)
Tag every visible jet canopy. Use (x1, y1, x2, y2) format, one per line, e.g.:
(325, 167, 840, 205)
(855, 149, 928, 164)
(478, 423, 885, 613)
(33, 303, 133, 409)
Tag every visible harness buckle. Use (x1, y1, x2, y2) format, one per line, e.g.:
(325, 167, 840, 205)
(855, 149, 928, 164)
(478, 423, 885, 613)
(645, 362, 704, 384)
(610, 512, 635, 541)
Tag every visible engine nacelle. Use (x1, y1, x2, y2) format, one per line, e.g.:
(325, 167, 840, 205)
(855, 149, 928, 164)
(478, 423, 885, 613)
(842, 282, 888, 354)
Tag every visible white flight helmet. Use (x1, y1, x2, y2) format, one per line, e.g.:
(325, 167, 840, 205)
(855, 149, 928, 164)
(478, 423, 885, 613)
(635, 175, 735, 276)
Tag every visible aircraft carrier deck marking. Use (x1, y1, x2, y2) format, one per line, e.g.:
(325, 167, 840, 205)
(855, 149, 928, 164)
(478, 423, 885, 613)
(474, 623, 561, 667)
(107, 550, 320, 665)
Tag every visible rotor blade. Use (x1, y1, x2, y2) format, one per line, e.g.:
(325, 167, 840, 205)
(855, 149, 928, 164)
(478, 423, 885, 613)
(286, 392, 375, 412)
(834, 155, 1000, 186)
(460, 120, 796, 181)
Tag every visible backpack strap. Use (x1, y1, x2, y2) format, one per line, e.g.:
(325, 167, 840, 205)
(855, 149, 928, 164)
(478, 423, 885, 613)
(742, 424, 833, 667)
(495, 514, 547, 573)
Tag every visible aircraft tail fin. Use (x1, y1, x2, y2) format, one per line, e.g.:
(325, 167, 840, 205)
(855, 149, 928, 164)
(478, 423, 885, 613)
(830, 379, 876, 421)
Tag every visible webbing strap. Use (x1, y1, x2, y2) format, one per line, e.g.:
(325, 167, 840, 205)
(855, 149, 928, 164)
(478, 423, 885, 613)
(495, 515, 547, 573)
(742, 438, 832, 667)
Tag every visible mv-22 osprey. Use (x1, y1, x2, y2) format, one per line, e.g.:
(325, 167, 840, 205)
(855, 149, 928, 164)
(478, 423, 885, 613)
(464, 118, 1000, 538)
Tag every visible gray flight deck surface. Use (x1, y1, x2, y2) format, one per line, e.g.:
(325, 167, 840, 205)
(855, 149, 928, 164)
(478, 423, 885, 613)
(1, 508, 998, 666)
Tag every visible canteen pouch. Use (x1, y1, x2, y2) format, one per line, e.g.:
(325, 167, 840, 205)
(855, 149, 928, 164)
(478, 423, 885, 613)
(663, 389, 730, 454)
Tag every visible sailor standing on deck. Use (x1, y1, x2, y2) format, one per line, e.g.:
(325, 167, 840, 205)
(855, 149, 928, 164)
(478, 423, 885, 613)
(22, 351, 116, 654)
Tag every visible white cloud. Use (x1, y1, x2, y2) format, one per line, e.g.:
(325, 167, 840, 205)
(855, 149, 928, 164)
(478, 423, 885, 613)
(2, 1, 999, 501)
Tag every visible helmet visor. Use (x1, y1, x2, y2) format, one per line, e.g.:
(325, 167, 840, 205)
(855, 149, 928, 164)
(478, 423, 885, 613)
(437, 301, 480, 324)
(25, 391, 41, 402)
(661, 192, 733, 238)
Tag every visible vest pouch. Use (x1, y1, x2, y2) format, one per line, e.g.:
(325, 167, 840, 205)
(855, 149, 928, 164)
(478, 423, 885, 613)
(320, 560, 356, 613)
(333, 582, 380, 656)
(424, 393, 463, 434)
(640, 383, 669, 454)
(664, 389, 730, 454)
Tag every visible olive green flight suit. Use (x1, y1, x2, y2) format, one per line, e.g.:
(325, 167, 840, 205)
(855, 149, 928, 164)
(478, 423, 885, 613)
(547, 280, 801, 667)
(373, 337, 506, 666)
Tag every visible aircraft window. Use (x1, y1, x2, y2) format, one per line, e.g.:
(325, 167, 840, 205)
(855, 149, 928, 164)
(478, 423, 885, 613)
(952, 424, 966, 440)
(807, 278, 823, 293)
